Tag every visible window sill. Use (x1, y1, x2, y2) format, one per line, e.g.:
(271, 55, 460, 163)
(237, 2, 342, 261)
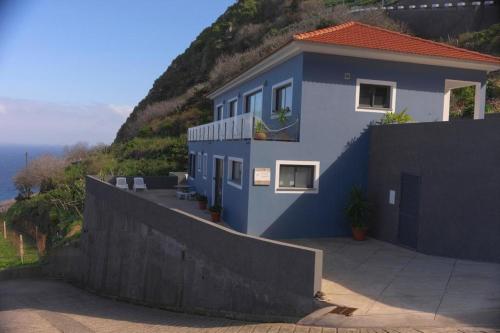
(356, 107, 393, 114)
(227, 180, 242, 190)
(276, 187, 318, 194)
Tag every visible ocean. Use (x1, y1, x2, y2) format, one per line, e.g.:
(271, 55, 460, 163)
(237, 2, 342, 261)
(0, 144, 64, 201)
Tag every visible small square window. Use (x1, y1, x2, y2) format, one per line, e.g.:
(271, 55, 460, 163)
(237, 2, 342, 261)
(228, 99, 237, 117)
(356, 79, 396, 113)
(275, 161, 319, 194)
(228, 157, 243, 189)
(215, 104, 223, 120)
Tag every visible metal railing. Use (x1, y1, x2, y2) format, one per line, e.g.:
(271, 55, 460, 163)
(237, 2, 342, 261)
(188, 113, 254, 142)
(187, 113, 300, 142)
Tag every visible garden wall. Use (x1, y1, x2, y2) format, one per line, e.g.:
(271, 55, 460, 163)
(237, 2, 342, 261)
(368, 118, 500, 263)
(48, 176, 323, 321)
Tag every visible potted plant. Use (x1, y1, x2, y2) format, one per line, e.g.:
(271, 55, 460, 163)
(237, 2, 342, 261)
(209, 204, 223, 223)
(254, 120, 267, 140)
(196, 194, 208, 210)
(345, 186, 370, 241)
(276, 107, 290, 127)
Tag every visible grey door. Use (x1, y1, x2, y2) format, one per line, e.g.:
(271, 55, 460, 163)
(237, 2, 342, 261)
(398, 173, 421, 249)
(213, 158, 224, 206)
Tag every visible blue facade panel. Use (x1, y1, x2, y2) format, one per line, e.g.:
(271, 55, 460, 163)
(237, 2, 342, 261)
(213, 55, 304, 127)
(245, 53, 487, 239)
(187, 140, 251, 233)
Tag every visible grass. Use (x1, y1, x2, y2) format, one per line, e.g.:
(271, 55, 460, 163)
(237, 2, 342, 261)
(0, 228, 39, 271)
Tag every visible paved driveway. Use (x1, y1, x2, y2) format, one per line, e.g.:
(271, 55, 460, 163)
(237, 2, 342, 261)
(287, 238, 500, 328)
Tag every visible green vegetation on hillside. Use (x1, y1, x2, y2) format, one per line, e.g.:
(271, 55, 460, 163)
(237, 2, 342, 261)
(0, 223, 39, 270)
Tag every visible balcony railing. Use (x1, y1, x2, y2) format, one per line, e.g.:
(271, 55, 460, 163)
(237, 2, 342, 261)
(188, 113, 300, 142)
(188, 113, 254, 142)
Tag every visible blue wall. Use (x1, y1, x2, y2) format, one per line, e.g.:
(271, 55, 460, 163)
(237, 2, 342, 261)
(193, 51, 487, 240)
(213, 55, 304, 127)
(188, 140, 251, 233)
(245, 53, 486, 239)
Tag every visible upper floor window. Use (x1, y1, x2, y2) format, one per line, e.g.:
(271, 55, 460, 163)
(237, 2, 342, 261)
(215, 104, 223, 120)
(355, 79, 396, 113)
(244, 88, 263, 118)
(228, 98, 237, 117)
(272, 79, 293, 116)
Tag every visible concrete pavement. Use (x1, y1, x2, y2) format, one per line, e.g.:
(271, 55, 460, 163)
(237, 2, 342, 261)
(1, 278, 499, 332)
(286, 238, 500, 328)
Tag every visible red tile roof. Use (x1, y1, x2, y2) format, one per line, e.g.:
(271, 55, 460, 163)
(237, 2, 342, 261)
(294, 21, 500, 65)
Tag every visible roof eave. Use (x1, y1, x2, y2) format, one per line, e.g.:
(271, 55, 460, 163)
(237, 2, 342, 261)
(207, 40, 500, 100)
(297, 40, 500, 73)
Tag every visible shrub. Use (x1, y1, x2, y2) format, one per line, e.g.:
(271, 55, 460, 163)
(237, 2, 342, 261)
(345, 186, 370, 229)
(377, 109, 413, 125)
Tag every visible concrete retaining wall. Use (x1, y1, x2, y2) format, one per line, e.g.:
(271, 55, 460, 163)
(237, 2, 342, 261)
(64, 176, 322, 320)
(368, 119, 500, 263)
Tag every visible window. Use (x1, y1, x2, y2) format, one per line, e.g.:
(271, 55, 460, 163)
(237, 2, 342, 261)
(197, 152, 202, 172)
(203, 153, 208, 179)
(189, 152, 196, 179)
(228, 157, 243, 189)
(275, 160, 320, 194)
(244, 88, 263, 118)
(272, 79, 293, 115)
(228, 98, 237, 117)
(215, 104, 223, 120)
(355, 79, 396, 113)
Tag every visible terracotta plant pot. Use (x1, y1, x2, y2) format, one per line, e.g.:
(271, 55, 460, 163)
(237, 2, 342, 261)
(352, 227, 368, 241)
(211, 212, 221, 223)
(198, 201, 207, 210)
(255, 132, 267, 140)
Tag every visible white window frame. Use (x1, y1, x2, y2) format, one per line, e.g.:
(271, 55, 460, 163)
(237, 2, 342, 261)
(355, 78, 397, 113)
(227, 156, 243, 190)
(215, 103, 224, 120)
(271, 78, 293, 119)
(227, 97, 238, 117)
(242, 86, 264, 114)
(197, 152, 202, 172)
(188, 151, 196, 180)
(202, 153, 208, 179)
(275, 160, 320, 194)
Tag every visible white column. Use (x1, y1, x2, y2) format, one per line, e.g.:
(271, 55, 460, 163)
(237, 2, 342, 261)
(473, 82, 485, 120)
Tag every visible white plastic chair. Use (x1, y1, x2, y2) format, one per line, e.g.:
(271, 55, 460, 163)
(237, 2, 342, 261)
(116, 177, 129, 190)
(133, 177, 147, 192)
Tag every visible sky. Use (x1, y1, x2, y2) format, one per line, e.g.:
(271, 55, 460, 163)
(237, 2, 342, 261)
(0, 0, 234, 145)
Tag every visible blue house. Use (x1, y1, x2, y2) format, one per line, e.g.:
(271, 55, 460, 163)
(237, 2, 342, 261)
(187, 22, 500, 239)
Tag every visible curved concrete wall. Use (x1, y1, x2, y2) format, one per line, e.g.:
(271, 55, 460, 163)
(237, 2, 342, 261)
(74, 176, 322, 320)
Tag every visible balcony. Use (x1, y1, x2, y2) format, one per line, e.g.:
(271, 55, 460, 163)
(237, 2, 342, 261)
(188, 113, 300, 142)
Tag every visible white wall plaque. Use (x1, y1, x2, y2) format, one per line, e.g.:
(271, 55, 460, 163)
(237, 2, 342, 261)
(254, 168, 271, 186)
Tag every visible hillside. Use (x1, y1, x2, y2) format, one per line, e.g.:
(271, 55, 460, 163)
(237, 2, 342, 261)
(115, 0, 407, 143)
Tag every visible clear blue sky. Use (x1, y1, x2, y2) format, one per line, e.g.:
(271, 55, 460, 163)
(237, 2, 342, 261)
(0, 0, 234, 145)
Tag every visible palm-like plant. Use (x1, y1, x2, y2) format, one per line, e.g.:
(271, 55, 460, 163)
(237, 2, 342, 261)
(345, 186, 370, 229)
